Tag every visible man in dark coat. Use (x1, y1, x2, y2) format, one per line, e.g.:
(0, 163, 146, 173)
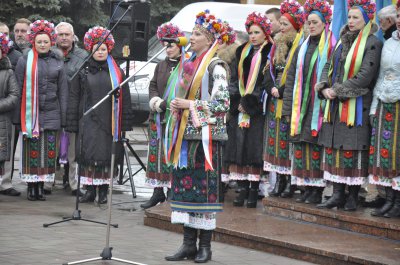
(54, 22, 88, 196)
(0, 23, 22, 70)
(12, 18, 31, 54)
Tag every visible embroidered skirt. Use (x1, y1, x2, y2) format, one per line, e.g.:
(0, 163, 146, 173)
(145, 120, 171, 188)
(21, 130, 57, 183)
(368, 101, 400, 190)
(263, 99, 292, 175)
(77, 164, 116, 186)
(291, 142, 325, 187)
(322, 147, 368, 186)
(170, 141, 222, 230)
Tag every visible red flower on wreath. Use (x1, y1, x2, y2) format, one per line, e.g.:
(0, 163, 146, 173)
(343, 151, 353, 159)
(48, 150, 56, 159)
(373, 175, 379, 182)
(30, 150, 38, 159)
(312, 151, 320, 160)
(269, 138, 274, 146)
(369, 146, 375, 155)
(325, 147, 333, 155)
(385, 113, 393, 122)
(151, 123, 157, 131)
(280, 140, 286, 149)
(380, 148, 389, 159)
(149, 155, 156, 163)
(295, 150, 302, 159)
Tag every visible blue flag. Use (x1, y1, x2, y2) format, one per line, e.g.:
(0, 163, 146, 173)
(332, 0, 348, 40)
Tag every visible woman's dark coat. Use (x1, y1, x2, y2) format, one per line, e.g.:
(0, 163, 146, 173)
(224, 42, 272, 167)
(0, 57, 19, 161)
(14, 49, 69, 130)
(66, 59, 134, 167)
(316, 25, 383, 151)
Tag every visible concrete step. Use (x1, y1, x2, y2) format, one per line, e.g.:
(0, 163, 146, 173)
(263, 196, 400, 241)
(144, 190, 400, 265)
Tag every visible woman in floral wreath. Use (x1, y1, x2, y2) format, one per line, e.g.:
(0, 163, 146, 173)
(140, 23, 185, 210)
(316, 0, 382, 211)
(282, 0, 335, 204)
(263, 0, 306, 199)
(367, 0, 400, 218)
(0, 33, 19, 189)
(164, 10, 235, 263)
(224, 12, 273, 208)
(15, 20, 68, 201)
(66, 26, 133, 204)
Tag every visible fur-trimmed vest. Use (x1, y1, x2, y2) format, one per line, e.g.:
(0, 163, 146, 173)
(224, 41, 272, 167)
(316, 24, 383, 150)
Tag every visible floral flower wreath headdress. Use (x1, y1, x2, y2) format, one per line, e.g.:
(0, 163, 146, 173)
(28, 20, 57, 46)
(245, 12, 272, 37)
(304, 0, 333, 24)
(347, 0, 376, 22)
(194, 10, 236, 45)
(280, 0, 306, 30)
(157, 22, 185, 45)
(0, 33, 10, 55)
(84, 26, 115, 52)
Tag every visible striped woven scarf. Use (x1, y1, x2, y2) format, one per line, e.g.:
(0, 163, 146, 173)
(107, 55, 123, 142)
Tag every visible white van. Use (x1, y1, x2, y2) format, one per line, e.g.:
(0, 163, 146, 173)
(124, 1, 279, 123)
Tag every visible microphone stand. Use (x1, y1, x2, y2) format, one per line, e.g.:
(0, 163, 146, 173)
(43, 4, 133, 229)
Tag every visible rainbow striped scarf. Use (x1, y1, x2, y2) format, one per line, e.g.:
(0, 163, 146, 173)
(290, 27, 335, 137)
(21, 49, 40, 138)
(168, 41, 219, 170)
(269, 28, 304, 119)
(107, 55, 123, 142)
(238, 41, 267, 128)
(325, 21, 372, 126)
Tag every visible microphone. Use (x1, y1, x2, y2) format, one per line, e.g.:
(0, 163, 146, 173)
(160, 36, 188, 46)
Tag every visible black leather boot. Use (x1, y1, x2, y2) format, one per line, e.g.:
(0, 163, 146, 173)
(79, 185, 96, 203)
(268, 174, 286, 197)
(280, 175, 295, 198)
(247, 181, 259, 208)
(296, 186, 312, 203)
(344, 185, 360, 211)
(140, 187, 166, 209)
(317, 183, 345, 209)
(165, 226, 197, 261)
(305, 187, 324, 204)
(98, 185, 108, 204)
(27, 183, 36, 201)
(233, 180, 249, 207)
(371, 187, 395, 217)
(384, 190, 400, 218)
(36, 182, 46, 201)
(195, 229, 212, 263)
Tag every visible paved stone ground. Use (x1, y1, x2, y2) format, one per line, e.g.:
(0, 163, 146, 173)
(0, 126, 313, 265)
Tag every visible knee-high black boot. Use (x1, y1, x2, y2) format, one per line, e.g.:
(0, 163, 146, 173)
(79, 185, 96, 203)
(317, 183, 345, 209)
(140, 187, 166, 209)
(268, 174, 286, 197)
(98, 184, 108, 204)
(27, 183, 36, 201)
(247, 181, 259, 208)
(195, 229, 212, 263)
(305, 187, 324, 204)
(344, 185, 360, 211)
(371, 187, 395, 217)
(36, 182, 46, 201)
(281, 175, 295, 198)
(384, 190, 400, 218)
(296, 186, 313, 203)
(233, 180, 249, 207)
(165, 226, 197, 261)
